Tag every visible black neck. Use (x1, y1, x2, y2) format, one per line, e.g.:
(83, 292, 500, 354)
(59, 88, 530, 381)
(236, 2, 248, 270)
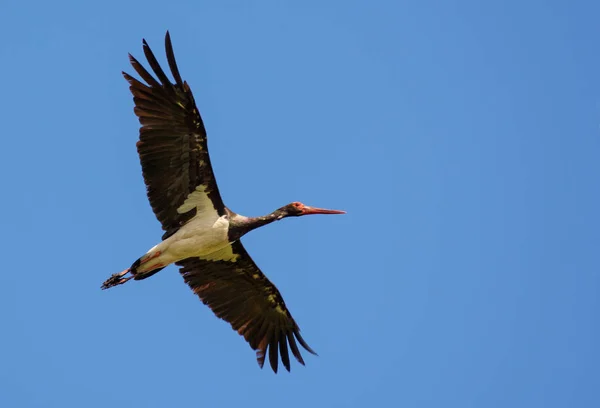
(228, 209, 285, 242)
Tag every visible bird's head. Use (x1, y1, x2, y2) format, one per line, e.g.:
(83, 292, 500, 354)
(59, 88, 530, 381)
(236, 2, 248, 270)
(280, 201, 346, 218)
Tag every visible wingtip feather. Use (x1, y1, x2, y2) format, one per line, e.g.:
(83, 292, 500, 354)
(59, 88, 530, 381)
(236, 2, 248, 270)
(165, 31, 184, 86)
(256, 347, 266, 369)
(268, 339, 279, 373)
(295, 330, 318, 356)
(279, 336, 291, 372)
(287, 332, 305, 366)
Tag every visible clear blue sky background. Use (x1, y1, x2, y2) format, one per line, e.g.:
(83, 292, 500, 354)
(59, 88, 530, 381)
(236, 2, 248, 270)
(1, 1, 598, 407)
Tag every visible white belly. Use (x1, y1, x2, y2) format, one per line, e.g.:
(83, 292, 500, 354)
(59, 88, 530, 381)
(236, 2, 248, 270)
(170, 216, 230, 257)
(139, 214, 231, 271)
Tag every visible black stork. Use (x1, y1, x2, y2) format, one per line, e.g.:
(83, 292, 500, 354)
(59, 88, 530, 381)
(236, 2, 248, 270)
(101, 32, 345, 373)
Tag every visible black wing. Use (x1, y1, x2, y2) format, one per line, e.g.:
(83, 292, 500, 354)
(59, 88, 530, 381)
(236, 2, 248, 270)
(123, 31, 225, 238)
(177, 241, 317, 373)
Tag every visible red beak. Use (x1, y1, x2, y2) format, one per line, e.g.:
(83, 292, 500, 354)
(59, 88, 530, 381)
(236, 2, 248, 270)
(301, 206, 346, 215)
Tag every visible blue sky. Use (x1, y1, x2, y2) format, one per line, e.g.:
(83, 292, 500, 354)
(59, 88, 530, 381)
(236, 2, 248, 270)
(1, 0, 599, 406)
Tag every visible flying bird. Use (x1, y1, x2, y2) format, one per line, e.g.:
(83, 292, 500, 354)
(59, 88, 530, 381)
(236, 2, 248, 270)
(102, 32, 345, 373)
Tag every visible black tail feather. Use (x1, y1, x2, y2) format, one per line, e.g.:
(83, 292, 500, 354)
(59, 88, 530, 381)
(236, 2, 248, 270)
(132, 266, 165, 280)
(130, 256, 166, 280)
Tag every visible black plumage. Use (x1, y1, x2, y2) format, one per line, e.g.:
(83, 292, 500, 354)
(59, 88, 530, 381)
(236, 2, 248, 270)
(114, 32, 339, 372)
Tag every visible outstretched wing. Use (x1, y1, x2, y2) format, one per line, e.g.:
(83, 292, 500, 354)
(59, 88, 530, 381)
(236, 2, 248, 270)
(123, 31, 225, 239)
(177, 241, 317, 373)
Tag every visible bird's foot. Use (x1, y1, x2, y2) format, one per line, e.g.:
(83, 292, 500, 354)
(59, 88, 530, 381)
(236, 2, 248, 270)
(101, 268, 132, 290)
